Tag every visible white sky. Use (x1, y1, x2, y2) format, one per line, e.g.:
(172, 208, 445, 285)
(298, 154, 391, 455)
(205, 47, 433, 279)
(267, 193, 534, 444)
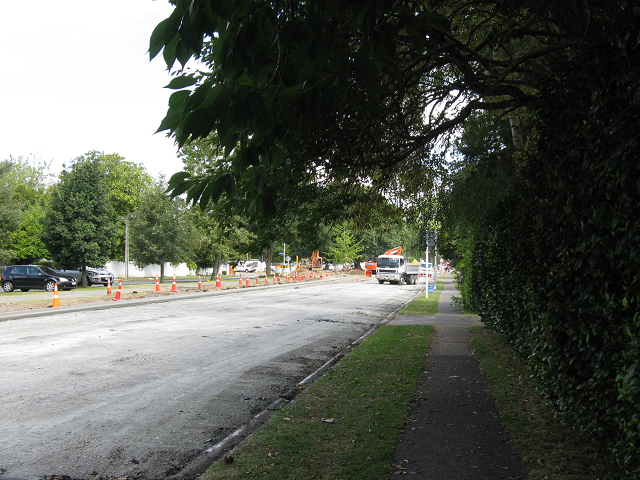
(0, 0, 187, 179)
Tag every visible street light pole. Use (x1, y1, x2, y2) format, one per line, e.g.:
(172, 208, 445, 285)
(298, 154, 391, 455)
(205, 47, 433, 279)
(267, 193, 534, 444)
(425, 229, 430, 299)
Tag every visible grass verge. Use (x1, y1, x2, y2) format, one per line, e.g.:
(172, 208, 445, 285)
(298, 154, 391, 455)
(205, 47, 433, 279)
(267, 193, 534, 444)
(202, 324, 435, 480)
(469, 326, 623, 479)
(398, 291, 441, 315)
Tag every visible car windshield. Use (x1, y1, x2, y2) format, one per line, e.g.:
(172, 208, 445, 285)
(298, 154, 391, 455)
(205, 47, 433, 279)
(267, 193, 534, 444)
(39, 266, 61, 276)
(377, 257, 400, 268)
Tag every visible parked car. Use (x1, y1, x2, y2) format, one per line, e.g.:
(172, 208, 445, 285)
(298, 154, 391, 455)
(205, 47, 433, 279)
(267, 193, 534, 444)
(58, 267, 115, 286)
(1, 265, 78, 292)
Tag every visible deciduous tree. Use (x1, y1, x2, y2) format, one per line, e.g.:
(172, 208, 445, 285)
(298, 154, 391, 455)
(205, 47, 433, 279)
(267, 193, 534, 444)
(41, 154, 114, 285)
(129, 181, 193, 283)
(0, 156, 51, 263)
(325, 223, 363, 267)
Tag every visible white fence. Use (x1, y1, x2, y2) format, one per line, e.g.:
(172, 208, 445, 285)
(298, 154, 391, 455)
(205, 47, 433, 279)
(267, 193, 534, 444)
(105, 261, 227, 279)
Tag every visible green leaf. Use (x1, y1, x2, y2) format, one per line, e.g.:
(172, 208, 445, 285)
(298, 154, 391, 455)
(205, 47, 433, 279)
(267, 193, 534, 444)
(168, 90, 191, 107)
(149, 18, 168, 61)
(163, 33, 180, 70)
(155, 109, 183, 134)
(166, 171, 193, 198)
(186, 177, 209, 204)
(183, 108, 215, 141)
(165, 76, 198, 90)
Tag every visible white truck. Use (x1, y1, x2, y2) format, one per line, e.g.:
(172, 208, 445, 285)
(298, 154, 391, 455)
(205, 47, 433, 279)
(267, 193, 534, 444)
(234, 259, 266, 273)
(375, 254, 420, 285)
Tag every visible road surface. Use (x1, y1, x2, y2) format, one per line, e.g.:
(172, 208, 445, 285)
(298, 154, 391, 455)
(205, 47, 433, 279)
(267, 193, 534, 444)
(0, 278, 421, 479)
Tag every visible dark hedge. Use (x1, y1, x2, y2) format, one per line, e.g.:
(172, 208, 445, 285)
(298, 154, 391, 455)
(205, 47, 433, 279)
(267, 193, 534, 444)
(468, 4, 640, 475)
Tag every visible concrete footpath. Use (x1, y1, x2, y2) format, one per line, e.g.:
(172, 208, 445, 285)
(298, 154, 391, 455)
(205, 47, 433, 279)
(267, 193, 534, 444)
(388, 275, 529, 479)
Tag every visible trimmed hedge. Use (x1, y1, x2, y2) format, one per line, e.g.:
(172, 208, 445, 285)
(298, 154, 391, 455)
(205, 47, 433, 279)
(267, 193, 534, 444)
(468, 3, 640, 476)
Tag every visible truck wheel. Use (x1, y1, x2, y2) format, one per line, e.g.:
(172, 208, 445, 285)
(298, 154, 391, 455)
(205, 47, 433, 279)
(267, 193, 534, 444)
(399, 275, 406, 285)
(378, 280, 385, 284)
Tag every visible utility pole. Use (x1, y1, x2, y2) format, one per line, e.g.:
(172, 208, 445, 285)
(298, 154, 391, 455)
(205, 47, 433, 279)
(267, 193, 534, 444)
(426, 233, 429, 299)
(125, 216, 129, 280)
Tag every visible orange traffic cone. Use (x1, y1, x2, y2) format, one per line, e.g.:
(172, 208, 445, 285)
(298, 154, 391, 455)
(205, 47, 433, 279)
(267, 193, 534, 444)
(112, 280, 122, 301)
(199, 275, 203, 290)
(52, 283, 59, 307)
(245, 273, 250, 287)
(256, 273, 259, 285)
(265, 274, 268, 284)
(286, 273, 290, 282)
(171, 274, 178, 293)
(239, 273, 243, 286)
(216, 274, 221, 288)
(106, 278, 112, 295)
(273, 273, 276, 283)
(155, 274, 161, 292)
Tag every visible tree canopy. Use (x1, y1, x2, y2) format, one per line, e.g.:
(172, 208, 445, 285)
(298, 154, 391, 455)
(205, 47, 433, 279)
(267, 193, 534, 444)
(152, 0, 593, 226)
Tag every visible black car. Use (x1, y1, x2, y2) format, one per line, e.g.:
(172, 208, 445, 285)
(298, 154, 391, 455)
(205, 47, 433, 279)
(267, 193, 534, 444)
(1, 265, 78, 292)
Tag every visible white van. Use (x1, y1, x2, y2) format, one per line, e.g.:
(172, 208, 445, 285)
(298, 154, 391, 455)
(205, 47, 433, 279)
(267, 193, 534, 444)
(235, 260, 266, 273)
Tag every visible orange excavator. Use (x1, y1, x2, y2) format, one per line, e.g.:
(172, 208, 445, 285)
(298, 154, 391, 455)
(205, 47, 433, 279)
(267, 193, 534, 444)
(310, 251, 323, 269)
(365, 246, 403, 272)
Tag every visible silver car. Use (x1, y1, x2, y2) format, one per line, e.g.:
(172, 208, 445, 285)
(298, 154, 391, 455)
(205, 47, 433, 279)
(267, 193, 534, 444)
(59, 267, 115, 286)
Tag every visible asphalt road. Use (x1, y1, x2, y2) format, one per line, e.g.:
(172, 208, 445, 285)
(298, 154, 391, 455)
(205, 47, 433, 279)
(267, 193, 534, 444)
(0, 278, 421, 480)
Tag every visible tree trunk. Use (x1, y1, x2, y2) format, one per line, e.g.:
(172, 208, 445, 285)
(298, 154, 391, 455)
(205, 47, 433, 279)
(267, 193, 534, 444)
(509, 113, 524, 150)
(160, 263, 165, 284)
(81, 265, 88, 287)
(265, 249, 273, 276)
(211, 255, 221, 281)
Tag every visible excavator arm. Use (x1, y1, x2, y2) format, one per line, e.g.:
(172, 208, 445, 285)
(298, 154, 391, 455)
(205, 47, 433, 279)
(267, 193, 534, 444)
(383, 246, 403, 256)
